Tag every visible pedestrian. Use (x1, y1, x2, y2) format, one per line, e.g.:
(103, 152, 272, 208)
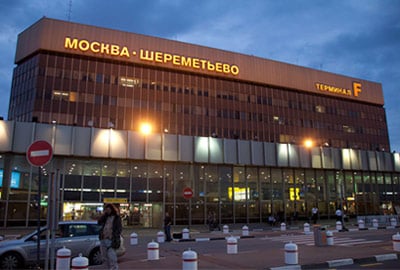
(207, 211, 214, 231)
(311, 206, 318, 224)
(98, 204, 123, 270)
(335, 208, 342, 223)
(268, 214, 276, 226)
(211, 211, 220, 230)
(164, 212, 172, 242)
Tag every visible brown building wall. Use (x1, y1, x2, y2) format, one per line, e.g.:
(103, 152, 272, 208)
(15, 17, 384, 105)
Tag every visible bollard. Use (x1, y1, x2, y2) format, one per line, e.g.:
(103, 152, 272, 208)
(284, 242, 298, 265)
(182, 228, 190, 240)
(56, 246, 71, 270)
(147, 241, 160, 260)
(242, 225, 249, 236)
(223, 224, 229, 234)
(358, 219, 365, 230)
(281, 222, 286, 231)
(71, 253, 88, 270)
(336, 221, 342, 231)
(130, 232, 138, 245)
(326, 230, 334, 246)
(157, 231, 165, 243)
(227, 236, 238, 254)
(182, 248, 198, 270)
(303, 223, 310, 234)
(390, 218, 397, 227)
(392, 233, 400, 251)
(372, 218, 379, 228)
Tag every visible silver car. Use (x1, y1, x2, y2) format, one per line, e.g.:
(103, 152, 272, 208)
(0, 221, 104, 269)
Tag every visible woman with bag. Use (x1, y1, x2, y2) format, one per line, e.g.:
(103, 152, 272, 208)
(98, 204, 123, 270)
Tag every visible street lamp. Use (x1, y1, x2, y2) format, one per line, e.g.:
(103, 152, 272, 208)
(140, 122, 152, 135)
(304, 138, 314, 149)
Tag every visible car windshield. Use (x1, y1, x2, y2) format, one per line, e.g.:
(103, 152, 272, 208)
(14, 227, 46, 240)
(11, 223, 100, 240)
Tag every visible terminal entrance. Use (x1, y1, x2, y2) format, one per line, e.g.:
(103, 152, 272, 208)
(61, 202, 162, 228)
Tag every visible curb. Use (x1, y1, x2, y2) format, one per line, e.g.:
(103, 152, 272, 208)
(271, 253, 399, 270)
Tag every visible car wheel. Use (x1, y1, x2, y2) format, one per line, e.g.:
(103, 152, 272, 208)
(89, 247, 102, 265)
(0, 252, 24, 269)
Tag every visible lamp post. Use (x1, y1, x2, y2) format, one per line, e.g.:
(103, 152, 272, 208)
(304, 139, 315, 219)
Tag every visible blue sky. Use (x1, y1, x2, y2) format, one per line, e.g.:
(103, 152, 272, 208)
(1, 0, 399, 151)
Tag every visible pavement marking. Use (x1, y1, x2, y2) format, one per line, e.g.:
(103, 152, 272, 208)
(265, 233, 383, 247)
(375, 253, 398, 261)
(270, 265, 301, 270)
(327, 258, 354, 267)
(360, 262, 383, 267)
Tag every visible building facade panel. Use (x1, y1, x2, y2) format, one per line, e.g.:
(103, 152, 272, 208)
(224, 139, 238, 164)
(209, 137, 223, 164)
(277, 144, 289, 167)
(128, 132, 145, 160)
(0, 121, 13, 152)
(110, 129, 128, 159)
(238, 140, 251, 165)
(251, 141, 264, 166)
(368, 151, 378, 171)
(288, 144, 300, 167)
(54, 124, 73, 155)
(194, 137, 208, 163)
(179, 135, 193, 162)
(162, 134, 178, 161)
(264, 143, 277, 166)
(72, 126, 91, 156)
(145, 133, 162, 160)
(12, 122, 34, 153)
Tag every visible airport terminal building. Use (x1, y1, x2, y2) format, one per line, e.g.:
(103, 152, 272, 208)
(1, 17, 399, 228)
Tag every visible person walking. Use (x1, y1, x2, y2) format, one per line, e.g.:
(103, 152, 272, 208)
(98, 204, 123, 270)
(335, 207, 343, 223)
(164, 212, 172, 242)
(311, 206, 318, 224)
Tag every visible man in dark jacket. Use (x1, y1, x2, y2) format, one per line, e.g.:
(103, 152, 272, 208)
(164, 212, 172, 242)
(98, 204, 122, 270)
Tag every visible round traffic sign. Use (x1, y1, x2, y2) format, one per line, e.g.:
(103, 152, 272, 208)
(26, 140, 53, 167)
(183, 187, 193, 199)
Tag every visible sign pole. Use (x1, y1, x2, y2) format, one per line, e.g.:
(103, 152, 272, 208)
(26, 140, 53, 269)
(189, 198, 192, 228)
(36, 166, 41, 268)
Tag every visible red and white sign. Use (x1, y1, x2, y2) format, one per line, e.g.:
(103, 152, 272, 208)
(183, 187, 193, 199)
(26, 140, 53, 167)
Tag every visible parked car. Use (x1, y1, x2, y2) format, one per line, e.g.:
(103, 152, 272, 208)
(0, 221, 106, 269)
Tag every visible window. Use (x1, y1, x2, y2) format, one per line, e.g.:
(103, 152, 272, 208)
(119, 77, 140, 87)
(52, 90, 70, 101)
(315, 105, 326, 113)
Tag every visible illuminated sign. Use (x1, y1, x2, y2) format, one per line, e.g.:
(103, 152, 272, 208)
(289, 187, 300, 201)
(0, 170, 21, 189)
(315, 82, 362, 97)
(64, 37, 240, 76)
(228, 187, 249, 201)
(103, 198, 127, 204)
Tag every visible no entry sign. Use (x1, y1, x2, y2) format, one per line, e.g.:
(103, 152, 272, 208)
(26, 140, 53, 167)
(183, 187, 193, 199)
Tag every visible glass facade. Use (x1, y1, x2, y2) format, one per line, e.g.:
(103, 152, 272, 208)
(1, 154, 399, 227)
(9, 53, 389, 151)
